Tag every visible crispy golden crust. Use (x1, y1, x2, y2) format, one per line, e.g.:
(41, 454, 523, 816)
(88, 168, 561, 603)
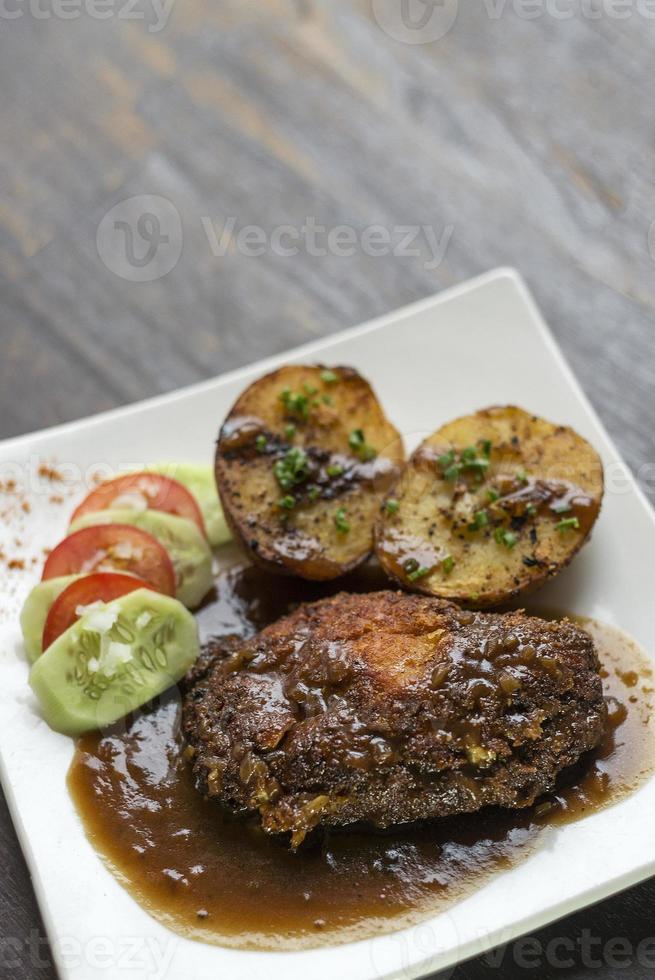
(215, 365, 403, 580)
(184, 591, 606, 846)
(375, 406, 604, 607)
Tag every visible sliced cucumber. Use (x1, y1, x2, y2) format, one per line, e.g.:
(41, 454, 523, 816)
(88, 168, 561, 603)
(123, 462, 230, 548)
(70, 509, 213, 610)
(29, 589, 199, 736)
(20, 575, 83, 664)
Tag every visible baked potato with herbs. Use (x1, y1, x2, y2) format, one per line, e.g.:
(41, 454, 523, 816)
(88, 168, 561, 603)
(216, 365, 403, 580)
(375, 406, 603, 606)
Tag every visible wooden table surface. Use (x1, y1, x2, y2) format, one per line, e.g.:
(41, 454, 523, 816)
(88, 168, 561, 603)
(1, 2, 654, 977)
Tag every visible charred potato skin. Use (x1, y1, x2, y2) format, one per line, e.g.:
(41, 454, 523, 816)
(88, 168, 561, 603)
(216, 365, 403, 581)
(375, 406, 604, 607)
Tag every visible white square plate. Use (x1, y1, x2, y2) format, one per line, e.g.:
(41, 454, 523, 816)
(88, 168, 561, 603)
(1, 268, 653, 980)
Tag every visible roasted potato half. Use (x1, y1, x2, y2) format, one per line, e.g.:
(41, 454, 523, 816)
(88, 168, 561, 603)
(375, 406, 604, 606)
(216, 365, 403, 580)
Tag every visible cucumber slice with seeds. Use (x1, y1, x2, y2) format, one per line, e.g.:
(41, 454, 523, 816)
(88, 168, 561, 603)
(20, 575, 83, 664)
(29, 589, 199, 735)
(70, 509, 213, 609)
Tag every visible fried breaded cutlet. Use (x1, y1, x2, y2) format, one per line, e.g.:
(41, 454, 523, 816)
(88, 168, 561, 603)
(184, 592, 606, 846)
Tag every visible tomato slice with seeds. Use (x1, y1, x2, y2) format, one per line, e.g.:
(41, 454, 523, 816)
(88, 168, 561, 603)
(42, 525, 176, 596)
(42, 572, 153, 651)
(71, 473, 206, 537)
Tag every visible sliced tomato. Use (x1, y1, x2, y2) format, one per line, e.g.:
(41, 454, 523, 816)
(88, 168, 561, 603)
(42, 525, 176, 596)
(42, 572, 153, 651)
(71, 473, 206, 536)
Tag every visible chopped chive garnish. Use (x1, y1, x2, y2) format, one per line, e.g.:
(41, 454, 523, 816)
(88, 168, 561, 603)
(302, 383, 318, 396)
(439, 445, 490, 483)
(308, 486, 320, 501)
(349, 429, 377, 462)
(280, 388, 309, 421)
(403, 557, 430, 581)
(255, 434, 267, 453)
(320, 370, 339, 384)
(517, 471, 529, 484)
(278, 495, 296, 510)
(322, 394, 333, 405)
(487, 488, 500, 502)
(326, 463, 343, 478)
(403, 557, 430, 582)
(556, 516, 580, 532)
(284, 424, 296, 440)
(385, 498, 399, 515)
(494, 527, 518, 549)
(526, 503, 537, 517)
(442, 555, 455, 574)
(468, 510, 489, 532)
(480, 439, 492, 457)
(469, 592, 480, 602)
(274, 447, 310, 491)
(334, 507, 350, 534)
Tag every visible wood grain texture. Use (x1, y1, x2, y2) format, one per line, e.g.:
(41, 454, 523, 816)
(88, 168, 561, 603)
(0, 2, 653, 977)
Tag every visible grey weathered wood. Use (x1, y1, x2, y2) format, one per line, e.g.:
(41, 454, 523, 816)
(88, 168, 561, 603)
(0, 2, 653, 977)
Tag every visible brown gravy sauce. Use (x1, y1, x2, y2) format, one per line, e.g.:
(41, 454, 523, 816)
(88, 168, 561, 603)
(68, 557, 655, 951)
